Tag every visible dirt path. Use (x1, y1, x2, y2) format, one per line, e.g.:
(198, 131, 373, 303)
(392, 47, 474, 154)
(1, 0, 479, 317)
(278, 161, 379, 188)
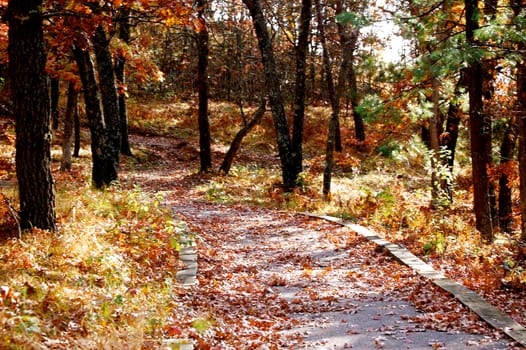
(123, 135, 520, 349)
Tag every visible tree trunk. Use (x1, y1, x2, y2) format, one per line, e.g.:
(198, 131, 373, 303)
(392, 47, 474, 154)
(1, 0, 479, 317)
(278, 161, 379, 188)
(429, 76, 443, 208)
(323, 113, 339, 200)
(518, 64, 526, 241)
(465, 0, 494, 240)
(315, 0, 337, 199)
(513, 0, 526, 240)
(115, 8, 133, 156)
(315, 0, 336, 110)
(93, 25, 121, 174)
(333, 0, 354, 153)
(220, 99, 266, 174)
(50, 77, 60, 130)
(73, 45, 118, 188)
(7, 0, 56, 231)
(348, 59, 365, 142)
(441, 72, 465, 171)
(318, 0, 355, 198)
(242, 0, 295, 189)
(74, 103, 81, 158)
(438, 74, 463, 201)
(498, 118, 518, 233)
(196, 0, 212, 172)
(291, 0, 312, 179)
(61, 81, 79, 171)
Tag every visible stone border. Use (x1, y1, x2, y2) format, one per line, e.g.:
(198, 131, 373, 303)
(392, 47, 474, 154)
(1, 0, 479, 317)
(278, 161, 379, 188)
(175, 245, 198, 286)
(174, 221, 198, 286)
(301, 212, 526, 347)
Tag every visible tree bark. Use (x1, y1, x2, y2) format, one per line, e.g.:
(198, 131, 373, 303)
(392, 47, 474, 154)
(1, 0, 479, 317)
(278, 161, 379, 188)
(115, 8, 133, 156)
(74, 103, 81, 158)
(348, 58, 365, 142)
(93, 25, 121, 174)
(429, 76, 443, 208)
(317, 0, 354, 199)
(315, 0, 337, 199)
(220, 99, 266, 174)
(323, 113, 339, 200)
(442, 72, 465, 171)
(61, 81, 79, 171)
(518, 64, 526, 241)
(512, 0, 526, 240)
(7, 0, 56, 231)
(242, 0, 295, 189)
(438, 73, 464, 201)
(498, 118, 518, 233)
(196, 0, 212, 172)
(465, 0, 494, 240)
(291, 0, 312, 179)
(73, 44, 118, 188)
(50, 77, 60, 130)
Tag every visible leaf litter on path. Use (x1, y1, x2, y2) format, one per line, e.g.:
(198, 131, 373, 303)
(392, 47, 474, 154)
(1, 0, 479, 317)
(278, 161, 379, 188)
(122, 134, 522, 349)
(164, 200, 519, 349)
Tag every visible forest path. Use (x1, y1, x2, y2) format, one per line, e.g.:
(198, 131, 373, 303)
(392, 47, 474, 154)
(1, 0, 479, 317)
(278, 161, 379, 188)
(172, 200, 515, 349)
(123, 134, 518, 349)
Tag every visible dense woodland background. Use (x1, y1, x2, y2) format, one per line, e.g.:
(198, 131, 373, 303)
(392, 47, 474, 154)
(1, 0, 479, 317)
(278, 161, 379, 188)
(0, 0, 526, 348)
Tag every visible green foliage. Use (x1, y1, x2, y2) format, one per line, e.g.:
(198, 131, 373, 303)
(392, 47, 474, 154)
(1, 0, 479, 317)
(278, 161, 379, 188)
(377, 140, 400, 158)
(355, 94, 385, 123)
(336, 11, 370, 27)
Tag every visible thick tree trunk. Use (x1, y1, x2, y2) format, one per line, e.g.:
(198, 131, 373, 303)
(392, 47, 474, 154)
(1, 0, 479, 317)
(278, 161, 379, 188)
(73, 45, 118, 188)
(291, 0, 312, 179)
(242, 0, 295, 189)
(7, 0, 56, 231)
(196, 0, 212, 172)
(220, 99, 266, 174)
(465, 0, 494, 240)
(61, 81, 79, 171)
(115, 8, 133, 156)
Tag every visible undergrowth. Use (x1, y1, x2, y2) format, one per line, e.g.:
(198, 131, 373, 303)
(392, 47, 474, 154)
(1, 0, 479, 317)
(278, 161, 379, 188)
(0, 161, 193, 348)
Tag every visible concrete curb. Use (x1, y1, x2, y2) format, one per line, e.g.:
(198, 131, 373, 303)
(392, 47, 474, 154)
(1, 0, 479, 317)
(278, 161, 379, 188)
(175, 245, 198, 286)
(301, 212, 526, 347)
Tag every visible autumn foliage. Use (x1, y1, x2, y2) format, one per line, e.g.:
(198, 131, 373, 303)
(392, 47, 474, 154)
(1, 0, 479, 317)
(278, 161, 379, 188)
(1, 0, 526, 348)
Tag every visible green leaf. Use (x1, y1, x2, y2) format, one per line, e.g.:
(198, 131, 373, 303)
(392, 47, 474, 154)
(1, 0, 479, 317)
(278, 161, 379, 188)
(336, 12, 370, 27)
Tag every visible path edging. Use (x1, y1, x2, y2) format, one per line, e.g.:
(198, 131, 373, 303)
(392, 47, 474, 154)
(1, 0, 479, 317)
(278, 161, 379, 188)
(301, 212, 526, 347)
